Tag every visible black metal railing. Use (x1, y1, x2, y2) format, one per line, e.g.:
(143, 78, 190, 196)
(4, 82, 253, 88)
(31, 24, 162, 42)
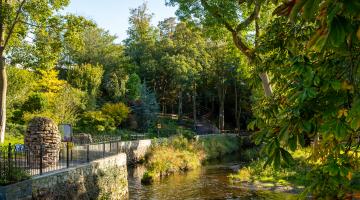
(0, 139, 124, 180)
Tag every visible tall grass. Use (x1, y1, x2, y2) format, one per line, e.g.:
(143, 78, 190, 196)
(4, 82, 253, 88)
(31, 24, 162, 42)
(142, 135, 205, 184)
(198, 135, 242, 160)
(142, 134, 244, 184)
(229, 148, 311, 187)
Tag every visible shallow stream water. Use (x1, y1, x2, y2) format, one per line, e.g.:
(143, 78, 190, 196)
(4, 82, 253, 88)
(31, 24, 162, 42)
(127, 156, 298, 200)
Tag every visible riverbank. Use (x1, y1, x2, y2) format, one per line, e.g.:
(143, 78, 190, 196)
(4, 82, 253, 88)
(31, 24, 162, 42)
(229, 148, 310, 195)
(140, 134, 243, 183)
(128, 154, 298, 199)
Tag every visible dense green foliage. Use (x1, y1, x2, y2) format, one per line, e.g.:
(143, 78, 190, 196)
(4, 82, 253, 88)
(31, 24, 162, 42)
(199, 135, 241, 160)
(2, 0, 360, 197)
(230, 149, 310, 188)
(77, 102, 130, 134)
(169, 0, 360, 198)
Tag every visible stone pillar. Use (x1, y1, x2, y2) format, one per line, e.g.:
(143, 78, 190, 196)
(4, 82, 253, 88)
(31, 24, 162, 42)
(24, 117, 61, 168)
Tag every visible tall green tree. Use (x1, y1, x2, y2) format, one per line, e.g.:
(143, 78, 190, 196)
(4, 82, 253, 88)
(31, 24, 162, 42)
(207, 40, 241, 131)
(126, 73, 141, 101)
(66, 63, 104, 108)
(0, 0, 73, 142)
(250, 0, 360, 197)
(62, 26, 129, 103)
(124, 3, 158, 84)
(167, 0, 275, 97)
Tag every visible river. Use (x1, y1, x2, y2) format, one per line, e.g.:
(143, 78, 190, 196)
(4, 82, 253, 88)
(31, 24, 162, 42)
(127, 156, 298, 200)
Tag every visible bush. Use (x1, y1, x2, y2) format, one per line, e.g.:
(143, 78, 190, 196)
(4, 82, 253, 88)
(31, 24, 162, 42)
(132, 83, 159, 132)
(7, 67, 36, 110)
(22, 93, 48, 113)
(0, 166, 30, 186)
(230, 148, 311, 187)
(78, 111, 116, 134)
(142, 135, 205, 183)
(126, 73, 141, 101)
(147, 117, 195, 139)
(77, 102, 130, 134)
(199, 135, 241, 160)
(3, 124, 26, 145)
(101, 102, 130, 126)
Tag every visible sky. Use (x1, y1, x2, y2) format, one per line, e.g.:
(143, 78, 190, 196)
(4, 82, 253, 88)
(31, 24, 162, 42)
(63, 0, 178, 42)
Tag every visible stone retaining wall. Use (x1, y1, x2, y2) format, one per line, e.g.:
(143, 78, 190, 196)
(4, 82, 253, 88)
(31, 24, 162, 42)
(118, 139, 151, 164)
(0, 153, 128, 200)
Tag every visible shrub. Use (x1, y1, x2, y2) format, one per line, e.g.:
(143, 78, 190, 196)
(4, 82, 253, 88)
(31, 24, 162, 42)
(22, 93, 48, 113)
(142, 135, 205, 183)
(101, 102, 130, 126)
(7, 67, 36, 124)
(78, 111, 115, 134)
(147, 117, 196, 139)
(230, 148, 311, 187)
(3, 123, 26, 145)
(126, 73, 141, 101)
(132, 83, 159, 132)
(199, 135, 241, 160)
(0, 166, 30, 186)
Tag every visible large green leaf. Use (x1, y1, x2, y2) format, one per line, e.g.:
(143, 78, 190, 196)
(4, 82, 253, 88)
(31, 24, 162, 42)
(288, 135, 297, 151)
(302, 0, 321, 20)
(298, 132, 306, 147)
(328, 16, 346, 47)
(273, 149, 281, 169)
(289, 0, 308, 21)
(280, 148, 295, 166)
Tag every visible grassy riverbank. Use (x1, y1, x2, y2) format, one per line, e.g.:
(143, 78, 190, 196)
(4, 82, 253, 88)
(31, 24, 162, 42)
(141, 134, 243, 184)
(230, 149, 310, 188)
(230, 148, 360, 197)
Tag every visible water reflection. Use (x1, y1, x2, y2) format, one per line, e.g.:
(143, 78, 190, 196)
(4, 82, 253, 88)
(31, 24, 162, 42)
(128, 161, 297, 200)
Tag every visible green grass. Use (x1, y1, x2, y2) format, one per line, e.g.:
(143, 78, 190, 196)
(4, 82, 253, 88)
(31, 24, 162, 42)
(3, 123, 25, 145)
(147, 117, 196, 139)
(0, 166, 30, 186)
(229, 148, 311, 188)
(198, 135, 242, 160)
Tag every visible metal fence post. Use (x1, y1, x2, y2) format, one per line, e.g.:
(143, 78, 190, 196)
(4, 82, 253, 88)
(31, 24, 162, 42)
(66, 142, 69, 168)
(86, 144, 90, 162)
(39, 144, 43, 175)
(70, 146, 73, 161)
(102, 142, 105, 157)
(8, 143, 12, 175)
(116, 141, 119, 154)
(109, 141, 112, 153)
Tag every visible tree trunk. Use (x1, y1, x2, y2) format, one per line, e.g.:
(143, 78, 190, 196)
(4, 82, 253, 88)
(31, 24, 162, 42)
(178, 89, 183, 120)
(218, 85, 225, 132)
(0, 56, 7, 143)
(259, 72, 273, 97)
(234, 80, 241, 134)
(219, 96, 224, 131)
(192, 82, 197, 129)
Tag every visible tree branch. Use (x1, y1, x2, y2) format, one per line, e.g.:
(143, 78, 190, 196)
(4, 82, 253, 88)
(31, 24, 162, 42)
(0, 0, 4, 51)
(200, 0, 255, 60)
(200, 0, 235, 33)
(231, 31, 253, 58)
(235, 0, 261, 32)
(3, 0, 27, 50)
